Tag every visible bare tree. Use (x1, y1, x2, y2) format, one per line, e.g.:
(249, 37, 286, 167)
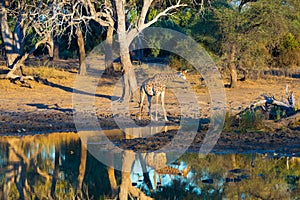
(114, 0, 187, 102)
(0, 0, 108, 80)
(85, 0, 115, 75)
(0, 0, 62, 82)
(58, 0, 115, 76)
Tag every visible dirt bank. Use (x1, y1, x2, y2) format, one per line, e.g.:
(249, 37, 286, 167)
(0, 65, 299, 154)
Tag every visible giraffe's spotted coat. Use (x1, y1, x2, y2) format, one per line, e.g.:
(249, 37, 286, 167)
(139, 71, 187, 121)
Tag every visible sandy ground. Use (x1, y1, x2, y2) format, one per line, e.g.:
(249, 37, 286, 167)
(0, 62, 299, 153)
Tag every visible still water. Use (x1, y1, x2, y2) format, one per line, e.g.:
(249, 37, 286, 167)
(0, 131, 299, 199)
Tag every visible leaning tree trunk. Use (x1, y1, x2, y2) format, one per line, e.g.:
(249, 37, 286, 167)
(76, 27, 87, 76)
(229, 45, 238, 88)
(0, 2, 48, 85)
(104, 25, 115, 75)
(0, 2, 21, 70)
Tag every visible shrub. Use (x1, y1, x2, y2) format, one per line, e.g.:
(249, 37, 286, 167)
(238, 110, 265, 132)
(168, 55, 194, 72)
(222, 111, 236, 132)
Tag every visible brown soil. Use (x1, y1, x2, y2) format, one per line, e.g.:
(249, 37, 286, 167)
(0, 63, 300, 153)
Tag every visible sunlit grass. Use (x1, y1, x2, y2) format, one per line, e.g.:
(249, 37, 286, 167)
(223, 110, 266, 132)
(24, 66, 70, 79)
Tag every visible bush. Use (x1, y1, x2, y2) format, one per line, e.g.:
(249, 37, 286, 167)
(168, 55, 194, 72)
(238, 110, 265, 132)
(223, 111, 236, 132)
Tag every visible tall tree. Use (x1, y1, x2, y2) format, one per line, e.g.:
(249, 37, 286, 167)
(216, 0, 299, 86)
(114, 0, 187, 102)
(215, 1, 243, 88)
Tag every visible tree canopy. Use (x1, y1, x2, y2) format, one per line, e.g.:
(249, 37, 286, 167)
(0, 0, 299, 86)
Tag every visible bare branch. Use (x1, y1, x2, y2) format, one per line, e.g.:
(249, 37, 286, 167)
(85, 0, 114, 27)
(138, 0, 154, 27)
(127, 0, 187, 42)
(143, 1, 187, 29)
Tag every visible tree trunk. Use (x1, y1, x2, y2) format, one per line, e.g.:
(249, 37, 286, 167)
(0, 2, 21, 69)
(15, 163, 27, 200)
(229, 45, 238, 88)
(3, 165, 14, 200)
(53, 38, 59, 61)
(46, 35, 54, 60)
(104, 25, 114, 75)
(116, 0, 138, 102)
(76, 27, 86, 76)
(120, 52, 138, 102)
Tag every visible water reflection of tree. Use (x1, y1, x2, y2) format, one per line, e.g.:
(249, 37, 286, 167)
(0, 133, 107, 199)
(1, 133, 299, 199)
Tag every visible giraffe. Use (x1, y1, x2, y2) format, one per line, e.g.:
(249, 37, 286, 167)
(139, 71, 187, 121)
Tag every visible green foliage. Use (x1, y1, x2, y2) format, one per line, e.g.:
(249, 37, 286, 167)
(268, 106, 291, 120)
(169, 55, 193, 72)
(281, 33, 300, 51)
(148, 9, 158, 22)
(60, 49, 78, 59)
(171, 0, 300, 73)
(274, 33, 300, 67)
(145, 18, 185, 58)
(223, 111, 236, 132)
(146, 34, 162, 57)
(222, 109, 266, 132)
(170, 8, 195, 28)
(238, 110, 265, 132)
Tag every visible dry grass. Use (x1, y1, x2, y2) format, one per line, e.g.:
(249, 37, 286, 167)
(24, 66, 69, 79)
(0, 61, 299, 134)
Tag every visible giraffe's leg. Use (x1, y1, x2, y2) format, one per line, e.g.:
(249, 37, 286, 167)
(155, 93, 160, 121)
(148, 95, 153, 120)
(161, 90, 168, 122)
(139, 88, 146, 120)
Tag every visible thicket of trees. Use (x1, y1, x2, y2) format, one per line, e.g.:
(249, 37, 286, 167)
(0, 0, 299, 89)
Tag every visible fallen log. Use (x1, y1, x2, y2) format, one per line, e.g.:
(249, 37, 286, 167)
(0, 66, 34, 88)
(236, 87, 296, 120)
(279, 111, 300, 127)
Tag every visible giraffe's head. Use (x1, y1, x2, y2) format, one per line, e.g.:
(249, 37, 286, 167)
(177, 70, 188, 80)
